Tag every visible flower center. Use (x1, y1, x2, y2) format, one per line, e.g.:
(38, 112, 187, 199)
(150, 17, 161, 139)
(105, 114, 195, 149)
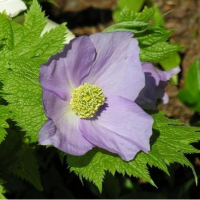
(70, 83, 105, 118)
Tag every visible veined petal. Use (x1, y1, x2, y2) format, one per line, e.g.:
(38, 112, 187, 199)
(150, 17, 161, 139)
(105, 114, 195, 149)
(40, 36, 96, 101)
(85, 32, 145, 101)
(79, 96, 153, 161)
(39, 119, 56, 145)
(41, 89, 94, 155)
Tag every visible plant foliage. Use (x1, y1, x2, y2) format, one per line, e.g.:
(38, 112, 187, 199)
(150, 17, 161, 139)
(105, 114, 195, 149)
(0, 0, 66, 142)
(0, 1, 199, 195)
(67, 112, 200, 192)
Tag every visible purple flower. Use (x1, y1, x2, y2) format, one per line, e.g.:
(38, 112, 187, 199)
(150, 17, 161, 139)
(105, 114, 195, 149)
(135, 62, 180, 110)
(39, 32, 153, 161)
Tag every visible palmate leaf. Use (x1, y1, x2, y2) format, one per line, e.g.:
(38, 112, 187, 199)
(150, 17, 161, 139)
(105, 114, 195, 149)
(67, 112, 200, 192)
(0, 0, 66, 142)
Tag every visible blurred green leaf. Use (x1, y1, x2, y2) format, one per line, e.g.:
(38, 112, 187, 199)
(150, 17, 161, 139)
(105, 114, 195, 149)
(159, 52, 181, 70)
(178, 59, 200, 111)
(159, 52, 181, 84)
(103, 173, 120, 198)
(0, 180, 6, 199)
(178, 178, 195, 198)
(152, 6, 165, 26)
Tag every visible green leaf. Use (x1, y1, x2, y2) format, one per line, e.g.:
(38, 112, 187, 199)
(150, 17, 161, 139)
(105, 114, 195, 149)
(0, 0, 66, 142)
(140, 42, 182, 62)
(0, 13, 14, 51)
(0, 129, 43, 191)
(159, 52, 181, 84)
(24, 0, 46, 38)
(113, 0, 145, 22)
(0, 180, 6, 199)
(159, 52, 181, 70)
(32, 23, 67, 59)
(152, 6, 165, 26)
(117, 8, 138, 22)
(117, 5, 156, 24)
(11, 0, 47, 57)
(135, 26, 172, 47)
(67, 112, 200, 192)
(178, 59, 200, 111)
(9, 146, 43, 191)
(118, 0, 145, 12)
(67, 148, 155, 192)
(133, 6, 156, 22)
(2, 59, 47, 142)
(103, 21, 148, 33)
(0, 106, 11, 144)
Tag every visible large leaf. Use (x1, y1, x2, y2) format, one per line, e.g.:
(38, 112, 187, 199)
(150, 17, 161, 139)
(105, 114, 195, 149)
(0, 0, 66, 142)
(67, 112, 200, 192)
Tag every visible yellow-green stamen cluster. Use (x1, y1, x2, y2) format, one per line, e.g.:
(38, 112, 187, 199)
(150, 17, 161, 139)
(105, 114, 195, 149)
(70, 83, 105, 118)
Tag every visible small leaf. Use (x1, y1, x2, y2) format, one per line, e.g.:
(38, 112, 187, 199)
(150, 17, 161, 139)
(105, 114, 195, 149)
(178, 59, 200, 111)
(0, 181, 6, 199)
(117, 8, 138, 22)
(159, 52, 181, 84)
(103, 21, 148, 33)
(117, 6, 155, 23)
(134, 6, 156, 22)
(140, 42, 182, 62)
(135, 25, 172, 46)
(113, 0, 145, 22)
(159, 52, 181, 70)
(152, 6, 165, 26)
